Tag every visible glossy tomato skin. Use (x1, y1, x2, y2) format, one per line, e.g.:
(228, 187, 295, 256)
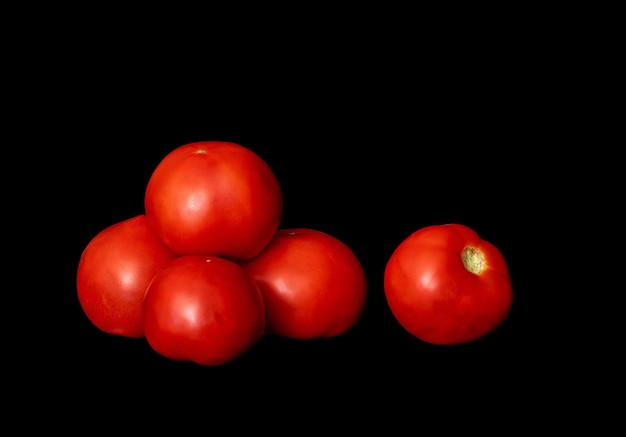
(144, 141, 283, 261)
(384, 223, 513, 345)
(142, 255, 265, 366)
(241, 228, 367, 339)
(76, 215, 178, 338)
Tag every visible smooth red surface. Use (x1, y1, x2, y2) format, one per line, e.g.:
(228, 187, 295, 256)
(76, 215, 177, 338)
(144, 141, 283, 261)
(142, 255, 266, 366)
(384, 223, 513, 345)
(241, 228, 367, 339)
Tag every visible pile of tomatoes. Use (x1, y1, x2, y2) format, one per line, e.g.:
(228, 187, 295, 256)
(77, 141, 514, 366)
(76, 141, 368, 365)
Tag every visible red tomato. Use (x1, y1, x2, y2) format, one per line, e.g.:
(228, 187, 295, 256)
(144, 141, 283, 261)
(384, 223, 513, 345)
(241, 228, 367, 339)
(142, 255, 266, 366)
(76, 215, 177, 338)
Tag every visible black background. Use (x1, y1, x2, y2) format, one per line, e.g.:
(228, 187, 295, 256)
(23, 21, 590, 426)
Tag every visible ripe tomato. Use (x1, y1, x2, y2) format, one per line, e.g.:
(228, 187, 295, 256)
(384, 223, 513, 345)
(240, 228, 367, 339)
(144, 141, 283, 261)
(142, 255, 266, 366)
(76, 215, 177, 338)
